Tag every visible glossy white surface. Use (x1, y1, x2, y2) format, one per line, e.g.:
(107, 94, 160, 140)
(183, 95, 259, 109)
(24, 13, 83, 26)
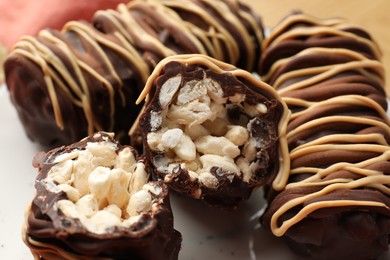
(0, 84, 389, 259)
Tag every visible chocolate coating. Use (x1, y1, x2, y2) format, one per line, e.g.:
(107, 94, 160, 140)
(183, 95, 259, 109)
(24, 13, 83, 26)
(260, 11, 380, 77)
(4, 0, 264, 149)
(135, 54, 290, 208)
(23, 132, 182, 259)
(260, 11, 390, 260)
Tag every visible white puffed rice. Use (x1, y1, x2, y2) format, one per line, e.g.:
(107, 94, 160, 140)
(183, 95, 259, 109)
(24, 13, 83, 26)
(148, 76, 270, 187)
(44, 140, 155, 234)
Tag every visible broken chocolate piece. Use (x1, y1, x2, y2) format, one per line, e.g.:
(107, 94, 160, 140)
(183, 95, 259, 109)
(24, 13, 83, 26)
(23, 132, 181, 259)
(135, 54, 290, 208)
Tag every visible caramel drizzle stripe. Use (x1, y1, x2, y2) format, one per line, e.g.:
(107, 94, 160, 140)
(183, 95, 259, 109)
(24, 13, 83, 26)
(289, 94, 389, 122)
(289, 144, 390, 187)
(15, 43, 82, 110)
(162, 0, 240, 65)
(281, 96, 312, 109)
(123, 0, 209, 57)
(283, 96, 388, 124)
(200, 0, 256, 70)
(287, 172, 390, 191)
(37, 31, 87, 100)
(67, 26, 142, 107)
(287, 116, 390, 140)
(136, 54, 291, 190)
(186, 25, 224, 61)
(288, 166, 378, 176)
(271, 199, 389, 237)
(334, 23, 383, 56)
(271, 153, 390, 236)
(291, 133, 389, 151)
(119, 2, 177, 57)
(290, 143, 390, 160)
(94, 9, 136, 44)
(263, 13, 345, 48)
(94, 9, 151, 83)
(368, 183, 390, 196)
(127, 0, 212, 56)
(146, 0, 209, 55)
(14, 22, 121, 133)
(266, 26, 381, 60)
(13, 39, 68, 130)
(262, 47, 372, 82)
(75, 61, 115, 131)
(290, 151, 390, 179)
(236, 2, 264, 44)
(262, 13, 390, 237)
(38, 30, 96, 134)
(112, 31, 151, 86)
(276, 59, 384, 93)
(272, 115, 390, 236)
(285, 178, 372, 188)
(63, 22, 122, 87)
(63, 22, 120, 130)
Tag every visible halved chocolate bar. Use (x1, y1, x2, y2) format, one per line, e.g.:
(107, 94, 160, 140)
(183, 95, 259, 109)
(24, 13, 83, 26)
(23, 132, 181, 259)
(134, 54, 290, 208)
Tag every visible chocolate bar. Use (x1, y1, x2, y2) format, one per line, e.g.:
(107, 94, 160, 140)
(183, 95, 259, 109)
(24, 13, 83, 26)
(260, 11, 390, 260)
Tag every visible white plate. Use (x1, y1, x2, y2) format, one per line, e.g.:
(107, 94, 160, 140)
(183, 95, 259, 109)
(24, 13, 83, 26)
(0, 84, 389, 260)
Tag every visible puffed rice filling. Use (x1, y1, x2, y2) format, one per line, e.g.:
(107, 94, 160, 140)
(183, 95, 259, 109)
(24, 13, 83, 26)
(42, 133, 159, 234)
